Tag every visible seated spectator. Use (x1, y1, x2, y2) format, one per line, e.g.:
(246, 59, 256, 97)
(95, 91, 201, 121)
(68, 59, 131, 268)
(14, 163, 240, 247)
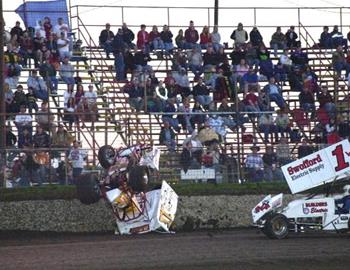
(192, 77, 211, 108)
(52, 124, 74, 151)
(263, 76, 286, 109)
(57, 31, 71, 60)
(4, 83, 15, 115)
(123, 80, 144, 112)
(99, 23, 114, 58)
(85, 84, 97, 106)
(276, 137, 292, 165)
(270, 26, 287, 57)
(230, 22, 248, 48)
(149, 25, 164, 54)
(273, 62, 288, 84)
(136, 24, 149, 52)
(212, 69, 230, 102)
(319, 26, 332, 49)
(172, 49, 187, 71)
(77, 97, 97, 126)
(332, 45, 350, 78)
(32, 31, 46, 67)
(177, 98, 194, 134)
(159, 121, 176, 153)
(74, 84, 85, 105)
(330, 25, 348, 49)
(291, 46, 309, 69)
(337, 115, 350, 140)
(258, 113, 278, 143)
(43, 16, 53, 39)
(299, 87, 315, 117)
(59, 56, 75, 86)
(6, 124, 17, 148)
(242, 66, 260, 94)
(18, 32, 34, 68)
(39, 58, 58, 94)
(302, 65, 319, 93)
(54, 17, 69, 38)
(162, 98, 180, 132)
(245, 145, 264, 182)
(200, 25, 212, 49)
(258, 89, 271, 112)
(174, 68, 191, 98)
(197, 120, 220, 146)
(203, 46, 218, 73)
(245, 42, 259, 68)
(160, 24, 174, 54)
(175, 29, 185, 49)
(12, 84, 27, 113)
(134, 47, 152, 73)
(298, 138, 314, 158)
(263, 146, 284, 182)
(33, 125, 50, 148)
(317, 86, 336, 119)
(180, 141, 201, 172)
(249, 26, 263, 48)
(27, 70, 48, 101)
(275, 109, 292, 138)
(243, 88, 260, 115)
(285, 26, 299, 48)
(184, 21, 199, 49)
(10, 21, 24, 42)
(218, 98, 245, 132)
(36, 101, 55, 131)
(211, 25, 223, 53)
(279, 49, 293, 72)
(230, 45, 246, 66)
(14, 104, 32, 140)
(188, 47, 203, 80)
(4, 45, 22, 80)
(63, 97, 76, 130)
(231, 58, 249, 91)
(191, 101, 206, 129)
(121, 22, 135, 49)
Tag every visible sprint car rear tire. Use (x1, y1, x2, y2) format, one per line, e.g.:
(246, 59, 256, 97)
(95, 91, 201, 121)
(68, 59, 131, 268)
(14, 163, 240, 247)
(76, 173, 101, 205)
(98, 145, 116, 169)
(263, 213, 289, 239)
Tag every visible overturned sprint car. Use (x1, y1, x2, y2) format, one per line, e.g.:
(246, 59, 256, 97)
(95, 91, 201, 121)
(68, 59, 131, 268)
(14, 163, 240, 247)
(76, 144, 178, 235)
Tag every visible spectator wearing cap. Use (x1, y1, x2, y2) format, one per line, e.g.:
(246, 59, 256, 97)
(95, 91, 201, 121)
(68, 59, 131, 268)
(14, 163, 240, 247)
(160, 24, 174, 54)
(59, 56, 75, 86)
(136, 24, 149, 52)
(184, 21, 199, 49)
(270, 26, 287, 57)
(68, 140, 88, 182)
(159, 121, 176, 153)
(99, 23, 114, 59)
(245, 145, 264, 182)
(27, 69, 49, 101)
(230, 22, 248, 48)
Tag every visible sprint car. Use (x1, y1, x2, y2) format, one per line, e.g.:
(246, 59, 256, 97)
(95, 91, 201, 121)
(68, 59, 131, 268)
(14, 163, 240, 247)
(76, 144, 178, 235)
(252, 140, 350, 239)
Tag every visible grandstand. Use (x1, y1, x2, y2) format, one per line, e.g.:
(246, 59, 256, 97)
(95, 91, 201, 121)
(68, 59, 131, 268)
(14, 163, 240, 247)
(1, 3, 350, 186)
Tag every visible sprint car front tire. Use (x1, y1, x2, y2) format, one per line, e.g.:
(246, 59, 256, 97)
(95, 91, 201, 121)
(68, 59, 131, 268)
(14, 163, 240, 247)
(76, 173, 101, 205)
(263, 213, 289, 239)
(98, 145, 116, 169)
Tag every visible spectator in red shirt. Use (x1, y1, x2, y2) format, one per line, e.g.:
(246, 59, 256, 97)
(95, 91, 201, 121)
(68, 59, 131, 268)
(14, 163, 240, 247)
(136, 24, 149, 52)
(317, 85, 336, 118)
(184, 20, 199, 49)
(244, 88, 261, 116)
(200, 25, 212, 49)
(149, 25, 164, 53)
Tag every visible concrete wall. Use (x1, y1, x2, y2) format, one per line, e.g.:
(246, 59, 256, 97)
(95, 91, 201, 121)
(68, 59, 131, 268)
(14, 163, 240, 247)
(0, 195, 294, 232)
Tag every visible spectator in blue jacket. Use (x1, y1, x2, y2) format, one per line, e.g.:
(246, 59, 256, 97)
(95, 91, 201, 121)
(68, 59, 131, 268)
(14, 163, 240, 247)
(319, 26, 332, 49)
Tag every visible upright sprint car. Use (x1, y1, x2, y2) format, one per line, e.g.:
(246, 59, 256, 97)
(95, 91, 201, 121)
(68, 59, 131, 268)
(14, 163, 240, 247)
(252, 140, 350, 239)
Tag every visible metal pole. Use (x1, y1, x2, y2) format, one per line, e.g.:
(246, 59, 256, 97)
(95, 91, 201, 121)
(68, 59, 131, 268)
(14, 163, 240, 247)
(23, 0, 27, 28)
(214, 0, 218, 26)
(0, 0, 7, 187)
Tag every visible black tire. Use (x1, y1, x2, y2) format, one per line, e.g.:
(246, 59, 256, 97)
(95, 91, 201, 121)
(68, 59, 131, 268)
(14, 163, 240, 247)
(76, 173, 101, 205)
(128, 165, 149, 193)
(263, 213, 289, 239)
(98, 145, 116, 169)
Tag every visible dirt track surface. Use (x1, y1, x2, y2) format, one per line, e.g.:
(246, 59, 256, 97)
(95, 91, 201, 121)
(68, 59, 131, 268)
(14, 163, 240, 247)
(0, 229, 350, 270)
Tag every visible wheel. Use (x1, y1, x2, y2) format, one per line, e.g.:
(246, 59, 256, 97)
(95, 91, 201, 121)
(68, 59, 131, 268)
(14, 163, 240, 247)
(128, 165, 149, 193)
(76, 173, 101, 205)
(263, 213, 289, 239)
(98, 145, 116, 169)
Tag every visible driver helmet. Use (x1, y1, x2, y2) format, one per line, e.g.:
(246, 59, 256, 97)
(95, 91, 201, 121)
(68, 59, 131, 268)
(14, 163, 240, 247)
(343, 185, 350, 196)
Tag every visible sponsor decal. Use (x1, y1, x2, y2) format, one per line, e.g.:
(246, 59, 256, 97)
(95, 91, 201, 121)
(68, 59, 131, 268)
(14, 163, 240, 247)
(254, 201, 270, 213)
(287, 154, 323, 176)
(129, 224, 150, 234)
(302, 202, 328, 214)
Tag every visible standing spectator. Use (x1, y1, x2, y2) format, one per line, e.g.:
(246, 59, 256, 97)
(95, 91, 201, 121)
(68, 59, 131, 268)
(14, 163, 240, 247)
(230, 22, 248, 48)
(263, 76, 286, 109)
(32, 31, 45, 67)
(99, 23, 114, 58)
(59, 56, 75, 86)
(43, 17, 53, 39)
(15, 105, 33, 147)
(18, 32, 34, 68)
(68, 140, 88, 182)
(245, 145, 264, 182)
(249, 26, 263, 48)
(200, 26, 212, 49)
(159, 121, 176, 153)
(184, 21, 199, 49)
(276, 137, 292, 165)
(112, 28, 127, 81)
(332, 45, 350, 78)
(270, 27, 287, 57)
(285, 26, 299, 48)
(121, 22, 135, 49)
(298, 139, 314, 158)
(136, 24, 149, 51)
(175, 29, 185, 49)
(27, 70, 48, 101)
(211, 25, 223, 53)
(263, 146, 284, 182)
(320, 26, 332, 49)
(160, 24, 174, 54)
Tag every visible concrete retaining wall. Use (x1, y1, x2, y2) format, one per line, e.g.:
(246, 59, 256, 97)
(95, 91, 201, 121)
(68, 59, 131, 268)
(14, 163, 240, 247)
(0, 195, 294, 232)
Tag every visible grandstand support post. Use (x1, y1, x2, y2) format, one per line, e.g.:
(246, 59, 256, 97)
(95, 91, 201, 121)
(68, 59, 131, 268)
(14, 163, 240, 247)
(214, 0, 219, 26)
(0, 0, 7, 187)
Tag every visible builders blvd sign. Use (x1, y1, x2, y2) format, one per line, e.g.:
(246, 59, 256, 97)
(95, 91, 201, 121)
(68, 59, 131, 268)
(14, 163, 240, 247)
(282, 140, 350, 194)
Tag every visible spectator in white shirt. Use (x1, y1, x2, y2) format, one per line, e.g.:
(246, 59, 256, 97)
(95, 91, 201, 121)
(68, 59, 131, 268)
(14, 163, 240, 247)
(85, 84, 97, 106)
(57, 32, 71, 60)
(15, 105, 33, 146)
(54, 17, 69, 38)
(27, 70, 48, 101)
(68, 140, 88, 181)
